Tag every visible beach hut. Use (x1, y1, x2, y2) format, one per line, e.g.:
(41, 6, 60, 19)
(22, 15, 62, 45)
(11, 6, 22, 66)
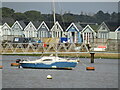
(97, 22, 110, 40)
(37, 21, 50, 38)
(66, 22, 83, 43)
(51, 21, 63, 38)
(115, 26, 120, 39)
(24, 21, 37, 38)
(81, 25, 96, 44)
(11, 21, 25, 37)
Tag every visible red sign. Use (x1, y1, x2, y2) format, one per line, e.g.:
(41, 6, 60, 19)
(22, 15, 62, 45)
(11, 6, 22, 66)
(43, 43, 47, 47)
(98, 46, 106, 48)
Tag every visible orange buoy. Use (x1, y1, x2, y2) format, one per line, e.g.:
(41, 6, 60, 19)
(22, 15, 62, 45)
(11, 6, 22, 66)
(0, 66, 3, 69)
(86, 67, 95, 70)
(11, 63, 20, 66)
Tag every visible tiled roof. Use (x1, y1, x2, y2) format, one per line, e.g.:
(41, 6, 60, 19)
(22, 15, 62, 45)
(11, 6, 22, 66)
(89, 25, 99, 32)
(45, 21, 54, 29)
(74, 22, 83, 31)
(79, 24, 87, 28)
(2, 20, 118, 32)
(59, 22, 71, 31)
(105, 22, 119, 31)
(18, 21, 26, 29)
(2, 17, 15, 26)
(32, 21, 41, 29)
(45, 21, 71, 31)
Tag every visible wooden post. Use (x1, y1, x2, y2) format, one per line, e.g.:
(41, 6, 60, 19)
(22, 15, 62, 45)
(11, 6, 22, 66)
(90, 53, 95, 63)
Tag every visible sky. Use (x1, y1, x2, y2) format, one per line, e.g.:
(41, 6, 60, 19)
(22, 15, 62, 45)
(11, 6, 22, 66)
(1, 2, 119, 14)
(1, 0, 120, 2)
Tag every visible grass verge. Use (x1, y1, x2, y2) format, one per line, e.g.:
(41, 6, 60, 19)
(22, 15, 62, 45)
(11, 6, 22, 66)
(1, 53, 119, 59)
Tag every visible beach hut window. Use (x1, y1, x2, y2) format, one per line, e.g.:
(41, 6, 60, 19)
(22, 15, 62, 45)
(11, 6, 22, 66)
(102, 26, 105, 30)
(89, 33, 91, 38)
(42, 25, 45, 28)
(58, 32, 59, 37)
(57, 25, 59, 29)
(72, 26, 74, 29)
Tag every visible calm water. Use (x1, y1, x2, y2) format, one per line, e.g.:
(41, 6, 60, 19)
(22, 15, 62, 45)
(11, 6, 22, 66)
(0, 55, 118, 88)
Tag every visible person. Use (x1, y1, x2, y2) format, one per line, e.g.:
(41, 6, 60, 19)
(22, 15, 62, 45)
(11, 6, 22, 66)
(86, 44, 91, 50)
(38, 40, 41, 43)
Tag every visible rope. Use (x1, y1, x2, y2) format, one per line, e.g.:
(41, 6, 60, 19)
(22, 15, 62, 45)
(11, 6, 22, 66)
(75, 52, 89, 67)
(57, 1, 66, 29)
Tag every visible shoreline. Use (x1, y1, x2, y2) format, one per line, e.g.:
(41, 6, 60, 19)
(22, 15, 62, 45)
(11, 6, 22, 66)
(1, 53, 119, 59)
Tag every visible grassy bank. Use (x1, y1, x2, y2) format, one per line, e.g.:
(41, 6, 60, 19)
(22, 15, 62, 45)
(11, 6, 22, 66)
(1, 53, 119, 59)
(59, 53, 119, 59)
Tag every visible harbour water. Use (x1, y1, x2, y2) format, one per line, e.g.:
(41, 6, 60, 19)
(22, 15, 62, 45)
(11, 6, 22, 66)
(0, 55, 118, 88)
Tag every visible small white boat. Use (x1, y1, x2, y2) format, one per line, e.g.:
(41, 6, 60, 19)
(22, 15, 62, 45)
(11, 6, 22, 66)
(20, 55, 78, 70)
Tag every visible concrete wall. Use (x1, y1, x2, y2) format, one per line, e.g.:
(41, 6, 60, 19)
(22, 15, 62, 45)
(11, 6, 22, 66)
(109, 32, 117, 39)
(0, 25, 2, 36)
(107, 39, 119, 52)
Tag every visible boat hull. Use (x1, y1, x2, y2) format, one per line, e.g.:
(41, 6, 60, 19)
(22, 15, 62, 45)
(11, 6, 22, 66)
(20, 62, 77, 70)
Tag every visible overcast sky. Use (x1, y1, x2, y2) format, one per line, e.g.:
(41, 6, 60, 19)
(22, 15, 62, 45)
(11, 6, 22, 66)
(2, 2, 119, 14)
(1, 0, 120, 2)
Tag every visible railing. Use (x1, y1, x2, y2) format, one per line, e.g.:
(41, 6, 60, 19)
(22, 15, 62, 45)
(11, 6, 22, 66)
(0, 43, 89, 54)
(0, 39, 119, 54)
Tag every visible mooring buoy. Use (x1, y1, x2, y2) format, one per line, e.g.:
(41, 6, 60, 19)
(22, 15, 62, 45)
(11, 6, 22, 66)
(0, 66, 3, 69)
(47, 75, 52, 79)
(11, 63, 20, 66)
(86, 67, 95, 71)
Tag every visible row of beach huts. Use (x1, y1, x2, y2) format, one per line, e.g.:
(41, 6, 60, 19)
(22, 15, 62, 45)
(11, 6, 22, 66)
(0, 21, 120, 44)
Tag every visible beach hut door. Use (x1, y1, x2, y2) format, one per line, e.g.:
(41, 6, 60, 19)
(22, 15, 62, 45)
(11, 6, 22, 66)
(71, 32, 75, 43)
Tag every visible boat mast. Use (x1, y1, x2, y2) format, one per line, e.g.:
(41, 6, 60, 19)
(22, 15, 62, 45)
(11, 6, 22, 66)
(52, 0, 56, 24)
(52, 0, 58, 57)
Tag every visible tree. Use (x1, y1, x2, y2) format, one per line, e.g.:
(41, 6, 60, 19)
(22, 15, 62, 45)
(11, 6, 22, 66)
(94, 10, 105, 23)
(104, 12, 110, 22)
(2, 7, 15, 17)
(111, 12, 118, 22)
(0, 8, 2, 23)
(13, 12, 27, 21)
(63, 13, 75, 22)
(24, 10, 42, 21)
(1, 7, 118, 25)
(118, 12, 120, 26)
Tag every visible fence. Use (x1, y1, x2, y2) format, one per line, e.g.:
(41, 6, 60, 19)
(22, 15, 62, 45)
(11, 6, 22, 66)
(0, 39, 119, 54)
(0, 43, 89, 54)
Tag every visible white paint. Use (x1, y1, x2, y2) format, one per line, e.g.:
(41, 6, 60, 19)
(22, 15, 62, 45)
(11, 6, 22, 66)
(2, 23, 11, 36)
(11, 21, 23, 36)
(52, 66, 57, 68)
(66, 22, 79, 32)
(109, 32, 117, 39)
(93, 48, 105, 51)
(37, 21, 49, 31)
(51, 21, 63, 38)
(0, 25, 2, 36)
(24, 21, 37, 38)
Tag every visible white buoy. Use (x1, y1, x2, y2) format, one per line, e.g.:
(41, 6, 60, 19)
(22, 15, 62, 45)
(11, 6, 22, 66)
(47, 75, 52, 79)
